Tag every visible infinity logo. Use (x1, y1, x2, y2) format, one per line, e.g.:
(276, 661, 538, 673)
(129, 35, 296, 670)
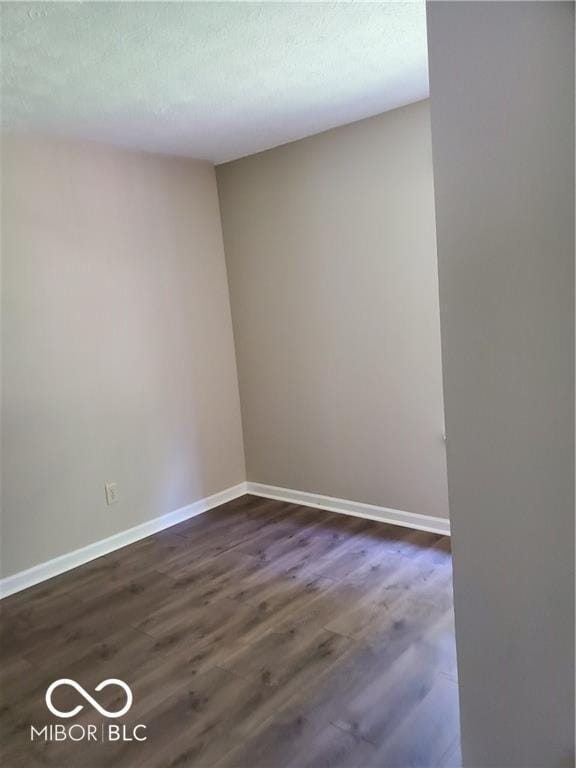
(45, 679, 133, 719)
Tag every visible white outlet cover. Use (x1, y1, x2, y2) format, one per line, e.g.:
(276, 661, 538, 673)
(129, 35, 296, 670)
(105, 483, 118, 505)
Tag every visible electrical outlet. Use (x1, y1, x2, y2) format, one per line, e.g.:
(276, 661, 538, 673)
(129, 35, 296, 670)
(105, 482, 119, 505)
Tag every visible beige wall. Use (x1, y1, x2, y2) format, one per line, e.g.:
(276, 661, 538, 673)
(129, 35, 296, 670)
(427, 2, 574, 765)
(1, 135, 245, 577)
(217, 100, 449, 519)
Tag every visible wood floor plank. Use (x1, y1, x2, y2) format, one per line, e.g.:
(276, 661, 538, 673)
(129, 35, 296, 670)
(219, 625, 352, 692)
(211, 644, 384, 768)
(19, 573, 178, 669)
(0, 496, 459, 768)
(325, 540, 453, 639)
(372, 673, 460, 767)
(438, 737, 463, 768)
(285, 723, 378, 768)
(330, 632, 445, 746)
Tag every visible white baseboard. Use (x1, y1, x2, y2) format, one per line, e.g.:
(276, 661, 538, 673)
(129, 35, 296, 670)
(0, 482, 248, 599)
(1, 480, 449, 599)
(246, 482, 450, 536)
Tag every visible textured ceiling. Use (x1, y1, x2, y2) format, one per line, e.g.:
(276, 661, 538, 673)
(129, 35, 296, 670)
(0, 1, 429, 163)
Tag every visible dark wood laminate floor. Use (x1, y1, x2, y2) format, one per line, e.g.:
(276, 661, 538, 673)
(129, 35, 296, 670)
(0, 495, 460, 768)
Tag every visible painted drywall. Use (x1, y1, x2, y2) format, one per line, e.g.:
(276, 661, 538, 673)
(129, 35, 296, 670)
(427, 2, 574, 765)
(1, 135, 245, 577)
(217, 100, 449, 520)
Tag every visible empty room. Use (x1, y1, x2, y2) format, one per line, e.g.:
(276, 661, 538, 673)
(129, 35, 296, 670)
(0, 2, 574, 768)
